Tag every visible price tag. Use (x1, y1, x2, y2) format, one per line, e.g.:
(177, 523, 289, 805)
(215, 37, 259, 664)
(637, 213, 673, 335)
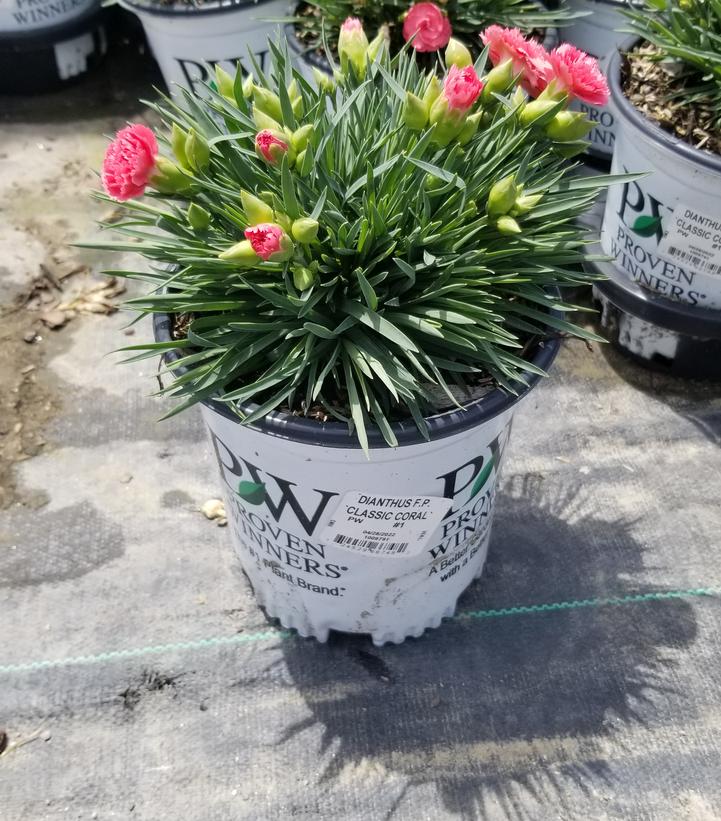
(319, 492, 452, 558)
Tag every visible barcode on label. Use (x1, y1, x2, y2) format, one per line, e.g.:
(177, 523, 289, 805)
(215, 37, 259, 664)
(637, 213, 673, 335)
(667, 245, 721, 275)
(333, 533, 409, 555)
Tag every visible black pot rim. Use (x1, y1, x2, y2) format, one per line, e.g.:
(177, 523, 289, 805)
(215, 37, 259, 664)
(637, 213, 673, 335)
(153, 311, 561, 450)
(609, 36, 721, 175)
(121, 0, 283, 20)
(586, 245, 721, 340)
(0, 4, 102, 44)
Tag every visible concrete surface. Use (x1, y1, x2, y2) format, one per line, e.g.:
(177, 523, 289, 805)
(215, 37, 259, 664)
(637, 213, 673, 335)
(2, 33, 721, 821)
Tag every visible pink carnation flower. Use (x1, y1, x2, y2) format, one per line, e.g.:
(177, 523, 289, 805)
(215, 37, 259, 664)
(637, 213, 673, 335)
(255, 130, 289, 165)
(244, 223, 285, 261)
(481, 25, 552, 98)
(548, 44, 609, 106)
(443, 65, 483, 111)
(101, 124, 158, 201)
(403, 2, 452, 52)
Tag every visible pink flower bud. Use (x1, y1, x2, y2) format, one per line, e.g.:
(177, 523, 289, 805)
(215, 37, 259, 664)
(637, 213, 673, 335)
(101, 124, 158, 201)
(547, 44, 609, 106)
(403, 2, 452, 53)
(443, 65, 483, 112)
(255, 129, 290, 165)
(480, 25, 552, 98)
(244, 223, 293, 262)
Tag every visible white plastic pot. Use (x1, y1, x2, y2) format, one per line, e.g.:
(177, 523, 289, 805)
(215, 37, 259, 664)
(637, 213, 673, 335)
(563, 0, 626, 159)
(120, 0, 289, 97)
(155, 314, 559, 645)
(601, 39, 721, 310)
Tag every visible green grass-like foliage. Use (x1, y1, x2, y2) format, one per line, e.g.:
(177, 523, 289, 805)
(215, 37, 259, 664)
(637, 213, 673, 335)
(90, 41, 616, 449)
(625, 0, 721, 130)
(292, 0, 573, 53)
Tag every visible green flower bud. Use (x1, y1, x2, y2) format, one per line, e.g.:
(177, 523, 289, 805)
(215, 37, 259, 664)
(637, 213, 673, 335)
(496, 215, 522, 235)
(218, 239, 258, 264)
(519, 98, 560, 128)
(312, 67, 335, 93)
(338, 17, 369, 79)
(425, 172, 444, 192)
(422, 75, 442, 109)
(288, 79, 304, 117)
(367, 24, 389, 62)
(253, 108, 282, 133)
(184, 128, 210, 172)
(545, 111, 593, 142)
(511, 86, 526, 108)
(275, 211, 293, 233)
(295, 148, 312, 177)
(291, 217, 319, 244)
(481, 59, 515, 103)
(187, 202, 211, 231)
(242, 73, 255, 99)
(429, 94, 465, 145)
(214, 65, 236, 101)
(445, 37, 473, 69)
(253, 86, 283, 123)
(512, 193, 543, 215)
(403, 91, 429, 131)
(241, 190, 274, 225)
(291, 123, 314, 152)
(487, 175, 520, 217)
(171, 123, 190, 170)
(292, 266, 318, 291)
(150, 156, 191, 194)
(458, 111, 482, 146)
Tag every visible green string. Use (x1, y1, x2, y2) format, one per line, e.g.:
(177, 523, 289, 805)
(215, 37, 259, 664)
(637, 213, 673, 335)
(0, 586, 718, 676)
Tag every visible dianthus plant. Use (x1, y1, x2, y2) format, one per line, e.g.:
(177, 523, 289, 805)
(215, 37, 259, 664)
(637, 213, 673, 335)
(90, 24, 620, 449)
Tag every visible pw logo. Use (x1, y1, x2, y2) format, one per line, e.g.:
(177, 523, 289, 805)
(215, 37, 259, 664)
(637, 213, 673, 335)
(617, 172, 666, 242)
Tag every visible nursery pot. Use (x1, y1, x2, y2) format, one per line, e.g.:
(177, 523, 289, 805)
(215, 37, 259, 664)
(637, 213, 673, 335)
(600, 38, 721, 310)
(119, 0, 289, 97)
(588, 250, 721, 378)
(0, 1, 106, 93)
(154, 313, 560, 645)
(563, 0, 626, 160)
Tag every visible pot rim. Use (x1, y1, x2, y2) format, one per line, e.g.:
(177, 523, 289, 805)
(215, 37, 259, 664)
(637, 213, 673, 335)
(153, 311, 561, 449)
(609, 35, 721, 175)
(119, 0, 284, 20)
(586, 244, 721, 339)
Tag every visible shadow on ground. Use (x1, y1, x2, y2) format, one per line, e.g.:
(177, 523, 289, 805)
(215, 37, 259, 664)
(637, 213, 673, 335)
(275, 473, 698, 820)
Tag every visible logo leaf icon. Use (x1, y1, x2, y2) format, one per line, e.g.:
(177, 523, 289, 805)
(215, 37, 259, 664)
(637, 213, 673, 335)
(631, 215, 662, 237)
(469, 456, 495, 500)
(237, 480, 266, 505)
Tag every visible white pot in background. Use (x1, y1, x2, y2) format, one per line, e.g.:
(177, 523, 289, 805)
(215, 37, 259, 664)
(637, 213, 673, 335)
(0, 0, 96, 31)
(601, 39, 721, 310)
(120, 0, 289, 97)
(563, 0, 627, 160)
(155, 315, 559, 645)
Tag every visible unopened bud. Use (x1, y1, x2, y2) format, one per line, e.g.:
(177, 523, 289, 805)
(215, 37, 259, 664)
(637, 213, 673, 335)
(242, 73, 255, 99)
(291, 217, 319, 244)
(312, 67, 335, 93)
(496, 215, 522, 235)
(487, 175, 520, 217)
(519, 98, 560, 128)
(187, 202, 211, 231)
(185, 128, 210, 172)
(291, 123, 314, 152)
(422, 75, 442, 109)
(367, 24, 390, 62)
(171, 123, 189, 169)
(338, 17, 369, 79)
(403, 91, 429, 130)
(512, 193, 543, 215)
(214, 65, 236, 101)
(150, 157, 191, 194)
(458, 111, 482, 146)
(481, 59, 515, 103)
(253, 86, 283, 124)
(292, 266, 318, 291)
(241, 190, 275, 225)
(253, 108, 282, 133)
(445, 38, 473, 69)
(545, 111, 593, 142)
(218, 239, 258, 264)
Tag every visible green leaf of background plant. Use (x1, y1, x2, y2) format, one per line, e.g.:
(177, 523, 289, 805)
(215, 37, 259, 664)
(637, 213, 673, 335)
(470, 457, 495, 500)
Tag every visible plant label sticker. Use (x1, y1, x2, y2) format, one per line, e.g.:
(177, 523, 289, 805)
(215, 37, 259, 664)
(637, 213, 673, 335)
(658, 203, 721, 278)
(318, 492, 452, 558)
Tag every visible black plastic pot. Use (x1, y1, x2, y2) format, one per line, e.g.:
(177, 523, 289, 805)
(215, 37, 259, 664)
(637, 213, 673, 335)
(588, 251, 721, 379)
(0, 5, 106, 94)
(153, 311, 561, 449)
